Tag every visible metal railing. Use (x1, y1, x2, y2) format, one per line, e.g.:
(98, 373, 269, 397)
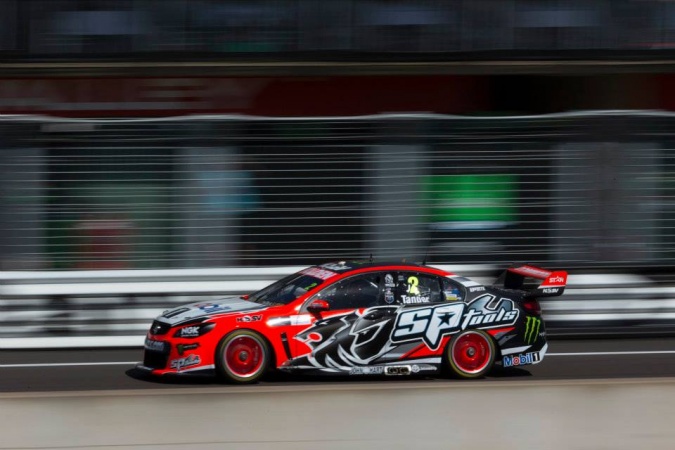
(0, 0, 674, 60)
(1, 111, 675, 347)
(2, 111, 675, 270)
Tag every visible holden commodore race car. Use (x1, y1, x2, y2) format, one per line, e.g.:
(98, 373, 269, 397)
(138, 261, 567, 383)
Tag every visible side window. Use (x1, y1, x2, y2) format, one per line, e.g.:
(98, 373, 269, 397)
(396, 272, 442, 305)
(442, 278, 466, 302)
(312, 273, 382, 310)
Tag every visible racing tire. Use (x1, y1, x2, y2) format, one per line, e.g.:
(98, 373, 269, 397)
(215, 329, 270, 384)
(444, 330, 496, 379)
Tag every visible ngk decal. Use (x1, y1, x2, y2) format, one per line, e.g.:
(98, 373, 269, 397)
(391, 295, 519, 350)
(177, 326, 200, 337)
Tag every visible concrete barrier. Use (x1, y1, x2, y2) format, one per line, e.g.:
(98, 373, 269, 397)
(1, 267, 675, 348)
(0, 378, 673, 450)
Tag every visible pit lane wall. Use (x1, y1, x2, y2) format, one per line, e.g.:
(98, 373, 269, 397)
(1, 379, 673, 450)
(1, 266, 673, 349)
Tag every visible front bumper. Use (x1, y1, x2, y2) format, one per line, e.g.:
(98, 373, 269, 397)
(135, 362, 216, 377)
(142, 334, 216, 376)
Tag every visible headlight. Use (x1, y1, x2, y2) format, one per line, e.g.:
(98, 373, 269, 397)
(173, 322, 215, 338)
(150, 320, 171, 335)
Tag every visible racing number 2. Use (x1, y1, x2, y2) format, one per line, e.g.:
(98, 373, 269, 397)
(407, 276, 420, 295)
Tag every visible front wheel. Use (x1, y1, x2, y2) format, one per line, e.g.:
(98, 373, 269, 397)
(444, 330, 496, 379)
(215, 330, 270, 384)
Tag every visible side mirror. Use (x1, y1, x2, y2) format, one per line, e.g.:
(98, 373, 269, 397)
(240, 294, 250, 300)
(307, 299, 330, 314)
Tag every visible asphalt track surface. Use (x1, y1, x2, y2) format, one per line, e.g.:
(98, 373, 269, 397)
(1, 337, 674, 392)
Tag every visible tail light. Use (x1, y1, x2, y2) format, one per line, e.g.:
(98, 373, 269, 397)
(522, 298, 541, 315)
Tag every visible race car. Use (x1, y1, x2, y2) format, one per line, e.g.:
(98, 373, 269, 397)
(138, 261, 566, 383)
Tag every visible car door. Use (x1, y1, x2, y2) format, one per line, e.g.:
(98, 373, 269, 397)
(291, 272, 391, 367)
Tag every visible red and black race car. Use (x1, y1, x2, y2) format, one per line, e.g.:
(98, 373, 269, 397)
(138, 261, 567, 383)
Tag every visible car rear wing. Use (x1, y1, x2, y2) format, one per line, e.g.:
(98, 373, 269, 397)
(495, 264, 567, 297)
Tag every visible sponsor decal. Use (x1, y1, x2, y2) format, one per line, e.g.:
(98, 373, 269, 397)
(469, 286, 485, 292)
(384, 289, 395, 304)
(176, 343, 199, 356)
(236, 314, 262, 323)
(443, 290, 461, 301)
(385, 274, 395, 288)
(542, 288, 559, 294)
(401, 295, 430, 304)
(195, 303, 231, 314)
(524, 316, 542, 345)
(349, 366, 384, 375)
(321, 262, 351, 271)
(384, 365, 411, 376)
(290, 296, 520, 372)
(503, 352, 540, 367)
(391, 295, 519, 350)
(170, 354, 201, 370)
(303, 282, 319, 291)
(543, 272, 567, 286)
(177, 326, 200, 338)
(344, 364, 424, 377)
(301, 267, 337, 281)
(144, 338, 165, 352)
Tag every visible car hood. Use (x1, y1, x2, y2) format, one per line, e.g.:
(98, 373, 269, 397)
(158, 297, 267, 325)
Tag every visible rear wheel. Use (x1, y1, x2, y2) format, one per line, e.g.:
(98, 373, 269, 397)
(445, 330, 496, 379)
(215, 330, 270, 384)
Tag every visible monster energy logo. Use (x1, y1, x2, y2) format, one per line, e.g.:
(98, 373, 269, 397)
(524, 316, 541, 344)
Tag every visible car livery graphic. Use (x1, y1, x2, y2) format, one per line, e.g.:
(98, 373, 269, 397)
(138, 261, 566, 383)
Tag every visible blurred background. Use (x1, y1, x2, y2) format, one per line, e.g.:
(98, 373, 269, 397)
(2, 0, 675, 347)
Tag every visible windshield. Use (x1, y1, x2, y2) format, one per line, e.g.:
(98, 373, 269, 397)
(249, 273, 327, 306)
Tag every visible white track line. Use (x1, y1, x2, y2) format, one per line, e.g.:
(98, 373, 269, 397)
(2, 350, 675, 368)
(548, 351, 675, 356)
(0, 361, 137, 368)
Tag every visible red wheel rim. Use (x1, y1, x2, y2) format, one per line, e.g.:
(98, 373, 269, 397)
(224, 335, 264, 378)
(451, 331, 491, 374)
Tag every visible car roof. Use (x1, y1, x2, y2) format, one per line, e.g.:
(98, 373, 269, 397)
(317, 260, 442, 274)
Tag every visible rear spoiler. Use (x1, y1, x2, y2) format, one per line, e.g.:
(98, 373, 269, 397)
(495, 264, 567, 297)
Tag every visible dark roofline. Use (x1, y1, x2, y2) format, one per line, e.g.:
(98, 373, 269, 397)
(320, 260, 426, 273)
